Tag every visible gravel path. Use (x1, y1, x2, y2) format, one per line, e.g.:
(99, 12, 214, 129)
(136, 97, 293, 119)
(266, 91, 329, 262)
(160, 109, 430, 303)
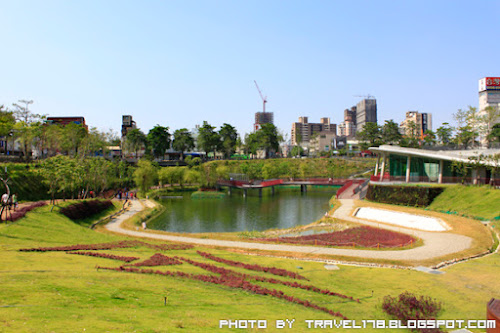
(105, 199, 472, 261)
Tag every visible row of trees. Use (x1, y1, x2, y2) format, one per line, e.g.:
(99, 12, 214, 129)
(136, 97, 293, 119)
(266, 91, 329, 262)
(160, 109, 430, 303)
(0, 103, 118, 159)
(1, 101, 283, 161)
(356, 106, 500, 149)
(132, 157, 373, 193)
(124, 121, 282, 160)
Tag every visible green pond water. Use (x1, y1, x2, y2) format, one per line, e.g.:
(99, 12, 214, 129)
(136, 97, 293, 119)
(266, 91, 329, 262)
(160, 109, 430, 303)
(148, 187, 339, 233)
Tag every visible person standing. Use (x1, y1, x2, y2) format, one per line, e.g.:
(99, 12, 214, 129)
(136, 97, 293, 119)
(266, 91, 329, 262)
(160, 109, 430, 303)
(11, 193, 18, 211)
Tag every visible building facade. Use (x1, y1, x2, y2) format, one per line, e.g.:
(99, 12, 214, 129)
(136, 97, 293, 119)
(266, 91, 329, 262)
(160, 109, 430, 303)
(309, 132, 337, 156)
(254, 112, 274, 131)
(291, 117, 336, 146)
(478, 77, 500, 143)
(356, 98, 377, 130)
(46, 116, 88, 130)
(121, 115, 137, 137)
(399, 111, 432, 138)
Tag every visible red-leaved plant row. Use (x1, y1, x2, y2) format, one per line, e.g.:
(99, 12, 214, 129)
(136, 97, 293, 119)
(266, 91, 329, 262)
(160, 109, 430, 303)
(67, 251, 140, 262)
(19, 240, 193, 252)
(382, 292, 443, 333)
(255, 226, 416, 248)
(127, 253, 183, 267)
(6, 201, 47, 222)
(197, 251, 308, 281)
(176, 255, 359, 303)
(97, 265, 348, 319)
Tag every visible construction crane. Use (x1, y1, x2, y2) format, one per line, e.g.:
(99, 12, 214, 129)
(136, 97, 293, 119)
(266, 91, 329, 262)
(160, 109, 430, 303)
(353, 94, 376, 100)
(254, 80, 268, 113)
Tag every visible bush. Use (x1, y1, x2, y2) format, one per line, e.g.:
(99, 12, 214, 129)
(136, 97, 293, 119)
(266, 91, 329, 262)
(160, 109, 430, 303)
(366, 185, 444, 207)
(3, 201, 47, 222)
(382, 291, 443, 332)
(60, 200, 113, 220)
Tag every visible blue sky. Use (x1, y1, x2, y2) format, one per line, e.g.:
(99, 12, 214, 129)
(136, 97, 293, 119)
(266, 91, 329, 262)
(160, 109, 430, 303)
(1, 0, 498, 140)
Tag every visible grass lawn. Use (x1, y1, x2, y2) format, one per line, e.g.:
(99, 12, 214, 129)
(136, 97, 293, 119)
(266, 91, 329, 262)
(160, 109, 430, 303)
(428, 185, 500, 220)
(1, 204, 499, 332)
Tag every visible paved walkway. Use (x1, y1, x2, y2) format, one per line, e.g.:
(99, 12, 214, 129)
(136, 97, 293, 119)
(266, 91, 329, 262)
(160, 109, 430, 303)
(105, 199, 472, 261)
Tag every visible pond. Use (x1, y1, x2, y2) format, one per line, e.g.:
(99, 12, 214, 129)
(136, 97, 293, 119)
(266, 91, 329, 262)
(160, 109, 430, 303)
(148, 187, 339, 233)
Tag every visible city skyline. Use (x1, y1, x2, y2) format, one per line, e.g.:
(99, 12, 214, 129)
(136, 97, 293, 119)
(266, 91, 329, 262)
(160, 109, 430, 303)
(1, 1, 498, 138)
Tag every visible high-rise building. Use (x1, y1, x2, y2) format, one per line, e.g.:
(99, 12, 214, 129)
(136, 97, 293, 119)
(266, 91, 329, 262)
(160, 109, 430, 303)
(479, 77, 500, 128)
(356, 98, 377, 130)
(291, 117, 336, 146)
(399, 111, 432, 138)
(121, 115, 137, 137)
(254, 112, 274, 131)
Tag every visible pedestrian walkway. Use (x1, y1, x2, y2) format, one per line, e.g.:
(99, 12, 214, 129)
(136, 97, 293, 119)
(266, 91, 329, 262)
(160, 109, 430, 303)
(105, 199, 472, 261)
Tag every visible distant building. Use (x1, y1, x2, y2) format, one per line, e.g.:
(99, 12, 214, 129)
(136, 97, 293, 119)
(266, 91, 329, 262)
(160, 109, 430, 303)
(478, 77, 500, 143)
(291, 117, 336, 146)
(356, 98, 377, 130)
(309, 132, 337, 156)
(399, 111, 432, 138)
(254, 112, 274, 131)
(121, 115, 137, 137)
(46, 116, 88, 130)
(338, 106, 357, 137)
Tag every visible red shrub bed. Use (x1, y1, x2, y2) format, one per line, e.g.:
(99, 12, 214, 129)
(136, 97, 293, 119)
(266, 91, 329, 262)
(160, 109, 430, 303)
(177, 255, 359, 302)
(197, 251, 308, 280)
(129, 253, 182, 266)
(60, 200, 113, 220)
(382, 292, 443, 332)
(97, 265, 348, 319)
(19, 240, 191, 252)
(5, 201, 47, 222)
(255, 226, 416, 248)
(139, 243, 193, 251)
(67, 251, 139, 262)
(19, 240, 144, 252)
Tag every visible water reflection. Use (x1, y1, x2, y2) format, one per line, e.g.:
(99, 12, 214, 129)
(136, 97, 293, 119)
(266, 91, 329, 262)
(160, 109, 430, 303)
(148, 187, 338, 233)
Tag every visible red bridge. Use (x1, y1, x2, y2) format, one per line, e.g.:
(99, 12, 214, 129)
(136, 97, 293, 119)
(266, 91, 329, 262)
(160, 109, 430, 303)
(217, 178, 367, 198)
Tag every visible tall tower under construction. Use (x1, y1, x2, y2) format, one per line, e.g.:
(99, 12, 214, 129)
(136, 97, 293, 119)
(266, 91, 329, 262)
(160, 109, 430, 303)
(253, 81, 274, 131)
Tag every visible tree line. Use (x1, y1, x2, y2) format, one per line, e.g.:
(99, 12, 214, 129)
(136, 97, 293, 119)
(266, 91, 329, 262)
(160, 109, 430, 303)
(356, 106, 500, 149)
(1, 101, 283, 161)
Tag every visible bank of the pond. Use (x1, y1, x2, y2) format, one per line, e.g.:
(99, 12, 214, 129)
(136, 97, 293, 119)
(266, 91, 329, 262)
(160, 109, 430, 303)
(147, 186, 341, 233)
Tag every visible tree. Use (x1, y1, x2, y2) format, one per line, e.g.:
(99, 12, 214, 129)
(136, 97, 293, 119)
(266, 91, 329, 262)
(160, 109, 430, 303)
(172, 128, 195, 161)
(436, 123, 453, 145)
(59, 122, 88, 156)
(11, 100, 45, 160)
(244, 132, 260, 157)
(124, 129, 147, 159)
(291, 145, 304, 157)
(381, 120, 402, 144)
(133, 159, 157, 194)
(256, 123, 281, 158)
(423, 129, 437, 146)
(356, 122, 382, 148)
(147, 125, 171, 159)
(0, 106, 16, 154)
(219, 123, 238, 159)
(78, 127, 108, 157)
(453, 106, 480, 147)
(487, 124, 500, 144)
(197, 121, 221, 159)
(482, 106, 500, 146)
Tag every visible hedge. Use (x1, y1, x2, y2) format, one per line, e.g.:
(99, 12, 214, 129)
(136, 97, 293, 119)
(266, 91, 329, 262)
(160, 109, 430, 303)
(365, 184, 444, 207)
(60, 200, 114, 220)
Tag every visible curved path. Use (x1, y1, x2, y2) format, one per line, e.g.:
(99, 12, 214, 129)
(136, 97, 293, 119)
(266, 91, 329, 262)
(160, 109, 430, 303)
(105, 199, 472, 261)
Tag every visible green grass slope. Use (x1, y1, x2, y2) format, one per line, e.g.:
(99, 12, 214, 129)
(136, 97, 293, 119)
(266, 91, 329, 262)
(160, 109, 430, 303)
(428, 185, 500, 220)
(0, 204, 499, 332)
